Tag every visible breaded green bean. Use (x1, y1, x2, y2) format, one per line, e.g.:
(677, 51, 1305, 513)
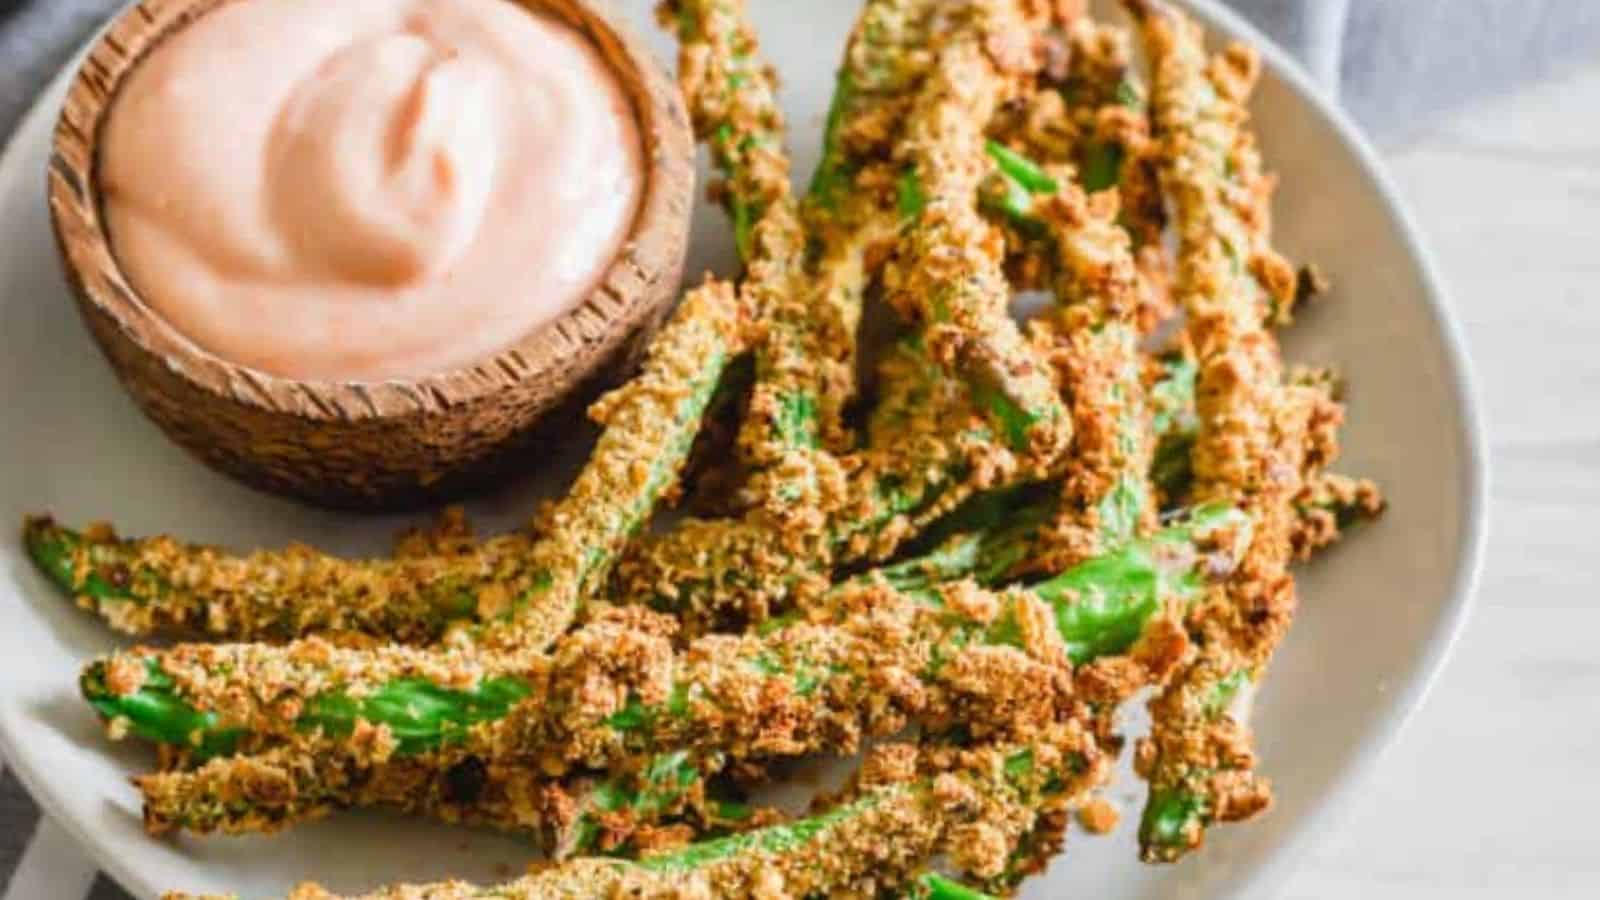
(673, 1, 939, 497)
(665, 0, 837, 483)
(20, 520, 523, 643)
(663, 0, 792, 266)
(882, 0, 1070, 467)
(622, 0, 971, 622)
(968, 140, 1157, 574)
(1122, 0, 1320, 861)
(718, 0, 944, 480)
(795, 0, 948, 452)
(909, 165, 1173, 869)
(92, 588, 1069, 771)
(136, 740, 763, 860)
(273, 737, 1091, 900)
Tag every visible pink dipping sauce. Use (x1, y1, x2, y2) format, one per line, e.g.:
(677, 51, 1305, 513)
(99, 0, 644, 381)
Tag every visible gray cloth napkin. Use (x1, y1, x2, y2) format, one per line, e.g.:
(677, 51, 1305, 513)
(1230, 0, 1600, 143)
(0, 0, 1593, 898)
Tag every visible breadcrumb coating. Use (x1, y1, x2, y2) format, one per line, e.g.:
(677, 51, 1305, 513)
(275, 736, 1098, 900)
(30, 0, 1391, 894)
(1123, 0, 1340, 862)
(100, 576, 1084, 773)
(992, 17, 1172, 332)
(666, 0, 855, 508)
(880, 0, 1071, 469)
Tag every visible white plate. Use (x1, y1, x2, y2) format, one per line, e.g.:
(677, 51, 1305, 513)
(0, 1, 1487, 898)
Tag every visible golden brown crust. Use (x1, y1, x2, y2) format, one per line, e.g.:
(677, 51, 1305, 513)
(480, 278, 747, 656)
(1125, 0, 1342, 858)
(277, 734, 1103, 900)
(991, 17, 1173, 333)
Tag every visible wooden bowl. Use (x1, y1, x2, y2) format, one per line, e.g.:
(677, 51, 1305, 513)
(47, 0, 693, 510)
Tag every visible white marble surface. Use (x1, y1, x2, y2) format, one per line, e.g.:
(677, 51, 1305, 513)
(1280, 66, 1600, 898)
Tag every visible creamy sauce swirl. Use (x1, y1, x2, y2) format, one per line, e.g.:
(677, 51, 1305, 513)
(100, 0, 644, 380)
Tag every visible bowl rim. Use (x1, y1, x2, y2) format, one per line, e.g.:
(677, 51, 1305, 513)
(0, 1, 1490, 897)
(45, 0, 695, 422)
(1175, 0, 1489, 895)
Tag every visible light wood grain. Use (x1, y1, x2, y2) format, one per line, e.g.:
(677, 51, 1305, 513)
(1280, 66, 1600, 899)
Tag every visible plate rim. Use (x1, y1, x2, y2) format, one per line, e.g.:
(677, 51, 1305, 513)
(0, 1, 1490, 898)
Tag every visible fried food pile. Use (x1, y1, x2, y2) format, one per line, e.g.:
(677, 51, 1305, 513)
(22, 1, 1385, 896)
